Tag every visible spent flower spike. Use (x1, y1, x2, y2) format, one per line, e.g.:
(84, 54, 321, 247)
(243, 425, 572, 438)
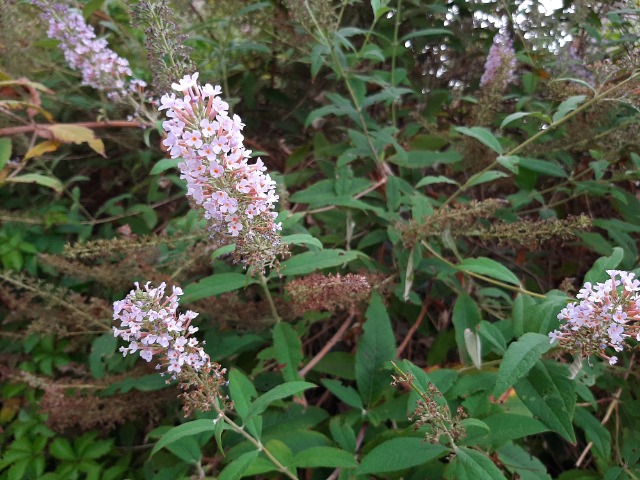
(550, 270, 640, 365)
(160, 73, 288, 273)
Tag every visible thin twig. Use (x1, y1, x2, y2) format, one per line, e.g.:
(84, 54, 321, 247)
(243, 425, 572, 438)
(299, 313, 355, 378)
(575, 353, 635, 467)
(0, 120, 144, 137)
(397, 297, 429, 357)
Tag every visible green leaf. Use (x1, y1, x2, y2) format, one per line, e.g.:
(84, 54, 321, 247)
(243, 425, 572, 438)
(50, 438, 75, 461)
(150, 158, 181, 175)
(480, 414, 548, 448)
(515, 361, 576, 442)
(183, 273, 257, 302)
(293, 447, 356, 468)
(415, 175, 459, 188)
(355, 292, 396, 406)
(388, 150, 461, 168)
(150, 419, 215, 457)
(458, 257, 520, 286)
(477, 321, 507, 355)
(449, 446, 508, 480)
(494, 333, 552, 397)
(460, 418, 491, 442)
(330, 418, 357, 453)
(228, 368, 257, 420)
(466, 170, 509, 187)
(452, 293, 482, 364)
(126, 204, 158, 229)
(281, 233, 323, 249)
(455, 126, 502, 154)
(212, 243, 236, 259)
(322, 379, 363, 410)
(82, 0, 104, 19)
(0, 137, 11, 169)
(500, 112, 534, 129)
(573, 408, 611, 459)
(218, 450, 260, 480)
(497, 155, 519, 173)
(517, 157, 566, 178)
(497, 443, 551, 480)
(584, 247, 624, 284)
(370, 0, 391, 20)
(6, 173, 63, 192)
(279, 249, 362, 277)
(89, 333, 116, 379)
(357, 438, 448, 474)
(245, 381, 316, 420)
(400, 28, 453, 42)
(273, 323, 303, 382)
(552, 95, 587, 123)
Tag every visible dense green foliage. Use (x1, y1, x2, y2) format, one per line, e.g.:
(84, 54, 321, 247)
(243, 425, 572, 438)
(1, 0, 640, 478)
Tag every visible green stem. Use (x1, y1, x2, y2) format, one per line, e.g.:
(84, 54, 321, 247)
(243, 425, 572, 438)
(390, 0, 402, 127)
(442, 71, 640, 207)
(420, 240, 547, 299)
(216, 409, 298, 480)
(303, 1, 383, 167)
(259, 274, 281, 323)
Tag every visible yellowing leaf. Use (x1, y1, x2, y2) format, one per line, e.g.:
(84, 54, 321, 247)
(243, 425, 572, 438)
(24, 140, 60, 161)
(47, 124, 105, 157)
(6, 173, 63, 192)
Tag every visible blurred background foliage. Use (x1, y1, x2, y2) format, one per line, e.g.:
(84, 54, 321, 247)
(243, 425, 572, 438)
(1, 0, 640, 478)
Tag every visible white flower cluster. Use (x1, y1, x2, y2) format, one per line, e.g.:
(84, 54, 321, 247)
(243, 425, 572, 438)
(550, 270, 640, 365)
(34, 0, 145, 101)
(160, 72, 281, 239)
(113, 282, 209, 376)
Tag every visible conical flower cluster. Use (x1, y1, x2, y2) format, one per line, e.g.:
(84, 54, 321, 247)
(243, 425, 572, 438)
(113, 282, 207, 376)
(550, 270, 640, 365)
(160, 73, 287, 273)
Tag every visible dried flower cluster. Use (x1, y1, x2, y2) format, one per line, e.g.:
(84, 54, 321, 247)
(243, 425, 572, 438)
(113, 282, 229, 415)
(392, 368, 466, 445)
(400, 199, 506, 247)
(286, 273, 371, 316)
(40, 381, 173, 434)
(32, 0, 146, 102)
(550, 270, 640, 365)
(480, 34, 516, 88)
(160, 72, 288, 273)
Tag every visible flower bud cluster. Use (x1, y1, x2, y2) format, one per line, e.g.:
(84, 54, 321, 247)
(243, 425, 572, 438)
(160, 73, 287, 272)
(113, 282, 208, 377)
(33, 0, 145, 101)
(480, 34, 516, 88)
(550, 270, 640, 365)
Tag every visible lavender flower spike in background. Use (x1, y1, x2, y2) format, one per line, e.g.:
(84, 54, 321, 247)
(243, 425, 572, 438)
(480, 34, 517, 88)
(32, 0, 144, 101)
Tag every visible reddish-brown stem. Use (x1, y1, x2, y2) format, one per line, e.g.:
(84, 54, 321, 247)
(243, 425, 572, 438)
(397, 297, 429, 357)
(299, 313, 355, 378)
(0, 121, 144, 137)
